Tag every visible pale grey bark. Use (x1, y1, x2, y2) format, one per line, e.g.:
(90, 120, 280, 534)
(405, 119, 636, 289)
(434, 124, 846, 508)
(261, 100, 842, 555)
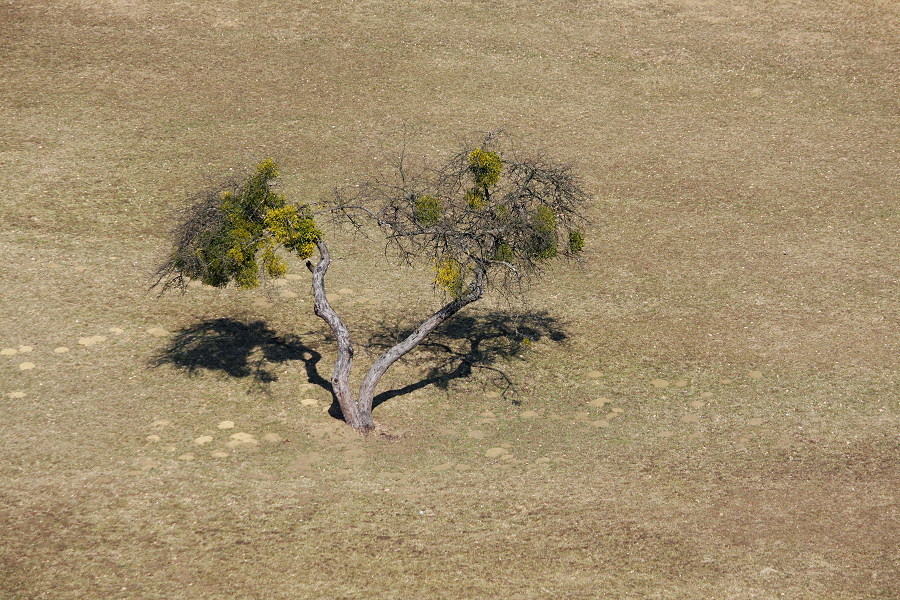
(308, 241, 484, 432)
(356, 270, 485, 417)
(306, 241, 373, 431)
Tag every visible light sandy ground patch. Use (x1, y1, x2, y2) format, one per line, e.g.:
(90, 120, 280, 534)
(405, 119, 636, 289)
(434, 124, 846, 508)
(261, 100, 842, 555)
(290, 452, 322, 473)
(700, 391, 714, 398)
(749, 370, 763, 379)
(325, 293, 342, 303)
(262, 433, 282, 443)
(150, 419, 171, 430)
(17, 346, 33, 353)
(18, 362, 35, 370)
(337, 288, 354, 295)
(177, 453, 195, 461)
(145, 435, 161, 442)
(251, 298, 273, 309)
(588, 398, 609, 407)
(77, 335, 106, 346)
(342, 444, 364, 460)
(7, 391, 26, 399)
(193, 435, 214, 445)
(485, 447, 514, 461)
(279, 290, 298, 299)
(307, 421, 360, 443)
(210, 450, 229, 458)
(467, 430, 486, 439)
(674, 380, 688, 387)
(145, 327, 169, 337)
(53, 347, 70, 353)
(586, 370, 602, 378)
(520, 410, 539, 418)
(285, 274, 303, 281)
(300, 398, 319, 406)
(108, 327, 124, 335)
(226, 432, 258, 448)
(217, 420, 235, 429)
(135, 457, 160, 471)
(747, 418, 764, 426)
(0, 348, 17, 356)
(591, 420, 610, 428)
(651, 378, 669, 388)
(680, 414, 701, 424)
(689, 400, 705, 408)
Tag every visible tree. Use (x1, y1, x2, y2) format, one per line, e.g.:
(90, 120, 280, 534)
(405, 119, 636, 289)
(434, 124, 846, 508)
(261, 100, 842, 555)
(153, 134, 590, 433)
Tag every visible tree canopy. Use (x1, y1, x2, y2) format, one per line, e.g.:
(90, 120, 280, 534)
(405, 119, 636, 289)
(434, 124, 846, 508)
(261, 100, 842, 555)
(331, 134, 589, 300)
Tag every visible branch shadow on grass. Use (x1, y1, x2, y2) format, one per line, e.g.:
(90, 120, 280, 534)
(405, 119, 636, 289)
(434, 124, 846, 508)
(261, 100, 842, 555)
(148, 313, 566, 421)
(363, 310, 567, 412)
(149, 318, 331, 393)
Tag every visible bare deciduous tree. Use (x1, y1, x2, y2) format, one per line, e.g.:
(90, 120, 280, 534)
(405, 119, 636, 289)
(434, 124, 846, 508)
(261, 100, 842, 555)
(153, 134, 590, 432)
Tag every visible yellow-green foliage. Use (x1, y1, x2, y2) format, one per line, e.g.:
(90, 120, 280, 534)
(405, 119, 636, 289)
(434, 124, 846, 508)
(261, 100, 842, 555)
(255, 158, 279, 179)
(465, 189, 487, 209)
(493, 241, 514, 262)
(468, 148, 502, 188)
(413, 195, 442, 227)
(568, 230, 585, 253)
(434, 256, 465, 298)
(260, 242, 287, 278)
(264, 204, 321, 259)
(174, 160, 320, 289)
(530, 205, 558, 260)
(533, 205, 557, 232)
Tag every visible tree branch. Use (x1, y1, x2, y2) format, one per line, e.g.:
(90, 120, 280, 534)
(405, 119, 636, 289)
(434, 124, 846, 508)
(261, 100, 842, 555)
(356, 270, 486, 412)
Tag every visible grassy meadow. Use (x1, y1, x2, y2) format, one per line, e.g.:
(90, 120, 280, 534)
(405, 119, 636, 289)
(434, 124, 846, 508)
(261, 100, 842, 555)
(0, 0, 897, 598)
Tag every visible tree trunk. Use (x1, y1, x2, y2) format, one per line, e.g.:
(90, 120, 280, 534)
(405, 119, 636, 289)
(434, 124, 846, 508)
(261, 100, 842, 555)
(309, 242, 484, 433)
(307, 241, 374, 432)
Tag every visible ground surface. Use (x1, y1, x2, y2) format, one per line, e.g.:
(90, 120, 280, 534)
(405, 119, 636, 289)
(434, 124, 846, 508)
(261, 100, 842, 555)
(0, 1, 897, 598)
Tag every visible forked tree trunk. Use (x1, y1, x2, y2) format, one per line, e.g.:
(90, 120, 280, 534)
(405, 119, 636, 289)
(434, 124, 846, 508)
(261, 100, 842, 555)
(307, 241, 483, 433)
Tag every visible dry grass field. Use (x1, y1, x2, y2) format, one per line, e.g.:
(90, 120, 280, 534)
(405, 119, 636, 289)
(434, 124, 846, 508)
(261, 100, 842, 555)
(1, 0, 897, 598)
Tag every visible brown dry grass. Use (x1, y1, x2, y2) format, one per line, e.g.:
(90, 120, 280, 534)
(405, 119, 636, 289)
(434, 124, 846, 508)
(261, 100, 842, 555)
(1, 1, 897, 598)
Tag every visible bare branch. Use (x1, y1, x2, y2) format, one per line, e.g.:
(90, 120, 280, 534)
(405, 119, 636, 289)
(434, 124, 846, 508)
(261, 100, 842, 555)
(326, 131, 591, 297)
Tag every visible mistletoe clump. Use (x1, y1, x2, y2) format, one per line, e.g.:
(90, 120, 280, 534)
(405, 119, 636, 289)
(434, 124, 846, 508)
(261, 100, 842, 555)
(153, 159, 321, 292)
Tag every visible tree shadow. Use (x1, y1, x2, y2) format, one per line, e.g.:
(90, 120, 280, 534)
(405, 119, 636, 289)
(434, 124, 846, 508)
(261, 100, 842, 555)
(149, 318, 331, 393)
(148, 313, 566, 421)
(363, 310, 567, 411)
